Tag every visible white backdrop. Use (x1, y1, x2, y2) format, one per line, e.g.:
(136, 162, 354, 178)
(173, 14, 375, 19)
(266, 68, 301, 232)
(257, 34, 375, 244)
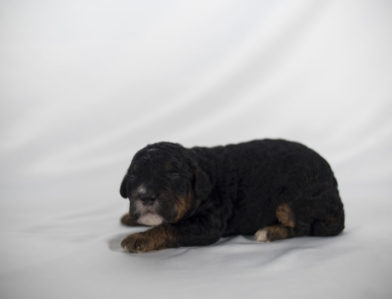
(1, 0, 392, 298)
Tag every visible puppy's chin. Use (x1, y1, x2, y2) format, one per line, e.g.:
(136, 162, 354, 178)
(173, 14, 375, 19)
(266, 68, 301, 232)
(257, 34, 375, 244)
(137, 213, 163, 226)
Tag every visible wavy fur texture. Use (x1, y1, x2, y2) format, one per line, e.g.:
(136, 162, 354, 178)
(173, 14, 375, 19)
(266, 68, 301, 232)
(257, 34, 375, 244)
(120, 139, 345, 252)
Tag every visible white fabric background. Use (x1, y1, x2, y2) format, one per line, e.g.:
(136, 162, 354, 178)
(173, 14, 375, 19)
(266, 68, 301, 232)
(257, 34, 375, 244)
(1, 0, 392, 298)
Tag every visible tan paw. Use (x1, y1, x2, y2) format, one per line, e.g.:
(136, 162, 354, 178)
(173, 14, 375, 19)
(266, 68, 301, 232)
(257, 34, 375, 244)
(121, 233, 155, 253)
(120, 213, 141, 226)
(254, 228, 270, 242)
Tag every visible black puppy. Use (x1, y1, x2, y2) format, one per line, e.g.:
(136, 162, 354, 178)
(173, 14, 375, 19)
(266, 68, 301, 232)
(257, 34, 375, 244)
(119, 139, 344, 253)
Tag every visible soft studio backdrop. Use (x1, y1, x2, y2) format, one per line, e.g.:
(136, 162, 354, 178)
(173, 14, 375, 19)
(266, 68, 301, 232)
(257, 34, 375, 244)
(1, 0, 391, 298)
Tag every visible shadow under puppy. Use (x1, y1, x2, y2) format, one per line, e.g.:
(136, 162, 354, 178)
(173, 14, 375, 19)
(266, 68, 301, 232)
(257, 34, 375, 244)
(119, 139, 345, 253)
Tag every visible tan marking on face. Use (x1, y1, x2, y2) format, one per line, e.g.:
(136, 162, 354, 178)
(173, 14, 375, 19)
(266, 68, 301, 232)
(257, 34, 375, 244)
(121, 224, 177, 253)
(174, 192, 192, 222)
(276, 203, 295, 228)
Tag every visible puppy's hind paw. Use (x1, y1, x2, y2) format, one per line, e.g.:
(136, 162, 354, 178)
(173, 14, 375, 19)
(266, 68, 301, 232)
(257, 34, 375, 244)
(254, 228, 270, 242)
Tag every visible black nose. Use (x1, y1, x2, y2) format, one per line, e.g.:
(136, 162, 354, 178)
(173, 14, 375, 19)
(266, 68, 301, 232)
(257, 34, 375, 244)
(140, 195, 156, 206)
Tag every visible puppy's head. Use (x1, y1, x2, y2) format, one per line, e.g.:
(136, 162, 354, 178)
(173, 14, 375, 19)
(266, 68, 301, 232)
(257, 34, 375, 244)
(120, 142, 211, 226)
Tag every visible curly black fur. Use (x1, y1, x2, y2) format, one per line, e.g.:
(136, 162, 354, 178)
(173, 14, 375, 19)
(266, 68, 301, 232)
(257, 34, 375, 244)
(119, 139, 345, 252)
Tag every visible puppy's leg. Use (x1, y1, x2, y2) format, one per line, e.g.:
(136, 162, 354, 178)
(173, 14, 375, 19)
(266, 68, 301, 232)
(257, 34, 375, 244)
(121, 212, 224, 253)
(255, 203, 297, 242)
(120, 213, 145, 226)
(121, 224, 176, 253)
(255, 225, 295, 242)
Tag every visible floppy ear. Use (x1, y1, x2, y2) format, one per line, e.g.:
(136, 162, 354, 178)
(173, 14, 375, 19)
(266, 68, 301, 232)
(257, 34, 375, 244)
(120, 174, 129, 198)
(192, 168, 212, 200)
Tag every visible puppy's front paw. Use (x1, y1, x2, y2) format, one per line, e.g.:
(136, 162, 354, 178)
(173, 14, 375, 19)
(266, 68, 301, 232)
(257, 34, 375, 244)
(121, 233, 154, 253)
(121, 225, 176, 253)
(120, 213, 140, 226)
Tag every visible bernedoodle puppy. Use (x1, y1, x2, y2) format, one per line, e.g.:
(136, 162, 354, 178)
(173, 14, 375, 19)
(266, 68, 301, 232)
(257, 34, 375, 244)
(119, 139, 344, 253)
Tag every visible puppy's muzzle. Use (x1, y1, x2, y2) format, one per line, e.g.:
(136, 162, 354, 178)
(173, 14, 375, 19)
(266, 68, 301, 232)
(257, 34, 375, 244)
(138, 193, 157, 206)
(135, 186, 157, 206)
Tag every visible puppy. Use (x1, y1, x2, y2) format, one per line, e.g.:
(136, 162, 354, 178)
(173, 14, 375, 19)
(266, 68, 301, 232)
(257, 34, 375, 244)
(119, 139, 344, 253)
